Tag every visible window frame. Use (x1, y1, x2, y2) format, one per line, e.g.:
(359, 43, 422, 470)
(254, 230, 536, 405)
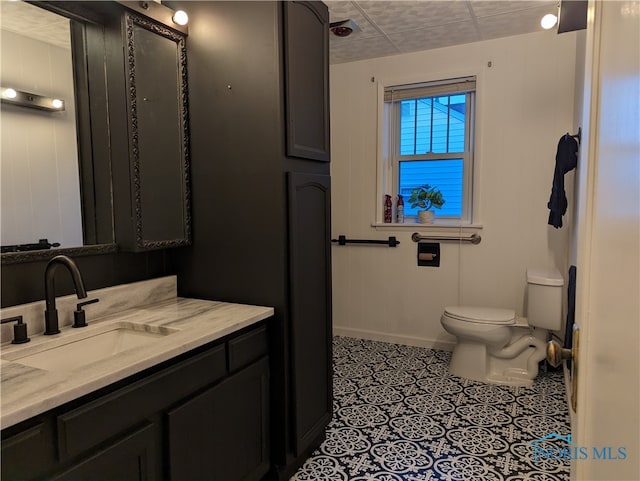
(378, 76, 478, 226)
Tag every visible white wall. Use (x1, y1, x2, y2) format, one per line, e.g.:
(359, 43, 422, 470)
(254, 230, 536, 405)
(331, 30, 577, 347)
(1, 29, 82, 249)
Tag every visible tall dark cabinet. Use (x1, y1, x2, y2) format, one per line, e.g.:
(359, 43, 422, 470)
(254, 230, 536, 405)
(284, 2, 330, 162)
(168, 1, 331, 479)
(287, 172, 332, 457)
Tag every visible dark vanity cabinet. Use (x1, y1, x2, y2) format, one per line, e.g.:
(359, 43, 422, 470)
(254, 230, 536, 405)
(170, 1, 332, 478)
(108, 11, 191, 252)
(49, 423, 160, 481)
(168, 358, 270, 481)
(1, 323, 269, 481)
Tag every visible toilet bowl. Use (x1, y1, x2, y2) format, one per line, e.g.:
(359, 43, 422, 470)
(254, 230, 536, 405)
(441, 268, 564, 386)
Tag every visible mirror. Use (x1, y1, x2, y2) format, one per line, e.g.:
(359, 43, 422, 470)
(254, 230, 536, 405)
(0, 1, 115, 262)
(114, 12, 191, 251)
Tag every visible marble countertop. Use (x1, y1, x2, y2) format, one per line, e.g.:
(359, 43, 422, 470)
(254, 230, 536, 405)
(1, 297, 273, 429)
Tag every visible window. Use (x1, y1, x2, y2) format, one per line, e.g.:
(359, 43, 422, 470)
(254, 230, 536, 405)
(384, 77, 475, 222)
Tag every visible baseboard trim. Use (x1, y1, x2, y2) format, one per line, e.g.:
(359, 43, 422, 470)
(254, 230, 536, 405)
(333, 326, 455, 352)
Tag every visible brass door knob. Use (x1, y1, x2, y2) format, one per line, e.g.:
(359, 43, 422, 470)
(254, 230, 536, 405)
(547, 339, 572, 367)
(547, 327, 579, 412)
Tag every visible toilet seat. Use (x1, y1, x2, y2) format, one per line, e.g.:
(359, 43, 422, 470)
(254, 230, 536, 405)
(444, 306, 516, 325)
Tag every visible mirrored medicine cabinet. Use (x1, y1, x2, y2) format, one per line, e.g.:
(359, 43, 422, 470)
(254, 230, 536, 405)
(0, 0, 190, 264)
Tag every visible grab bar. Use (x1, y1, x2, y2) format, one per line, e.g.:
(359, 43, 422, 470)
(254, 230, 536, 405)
(411, 232, 481, 245)
(332, 235, 400, 247)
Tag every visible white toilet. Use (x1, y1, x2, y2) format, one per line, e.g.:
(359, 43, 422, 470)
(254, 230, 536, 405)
(441, 267, 564, 386)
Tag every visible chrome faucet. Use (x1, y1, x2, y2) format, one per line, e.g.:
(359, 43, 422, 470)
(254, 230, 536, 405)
(44, 255, 87, 335)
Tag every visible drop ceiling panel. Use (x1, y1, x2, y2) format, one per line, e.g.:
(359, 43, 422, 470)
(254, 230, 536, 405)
(469, 1, 557, 17)
(330, 34, 400, 63)
(389, 20, 480, 53)
(0, 1, 70, 50)
(353, 1, 471, 32)
(476, 4, 558, 40)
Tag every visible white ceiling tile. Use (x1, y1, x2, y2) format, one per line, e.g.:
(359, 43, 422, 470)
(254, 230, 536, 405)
(331, 34, 401, 64)
(1, 1, 70, 50)
(476, 5, 557, 40)
(469, 1, 557, 18)
(325, 0, 358, 19)
(354, 0, 471, 32)
(388, 20, 480, 53)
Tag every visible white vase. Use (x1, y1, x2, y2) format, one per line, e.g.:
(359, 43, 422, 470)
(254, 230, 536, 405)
(418, 210, 435, 224)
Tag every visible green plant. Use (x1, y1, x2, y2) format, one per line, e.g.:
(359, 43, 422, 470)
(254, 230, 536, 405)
(408, 184, 445, 211)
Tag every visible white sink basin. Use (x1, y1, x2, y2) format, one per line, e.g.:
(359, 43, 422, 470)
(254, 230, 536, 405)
(3, 323, 178, 372)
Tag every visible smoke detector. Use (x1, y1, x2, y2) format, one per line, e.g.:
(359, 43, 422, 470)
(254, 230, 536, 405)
(329, 19, 357, 37)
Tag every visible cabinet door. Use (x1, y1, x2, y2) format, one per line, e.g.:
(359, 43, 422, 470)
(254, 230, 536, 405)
(283, 1, 330, 162)
(120, 12, 191, 251)
(50, 423, 159, 481)
(167, 357, 269, 481)
(287, 172, 332, 455)
(1, 420, 56, 481)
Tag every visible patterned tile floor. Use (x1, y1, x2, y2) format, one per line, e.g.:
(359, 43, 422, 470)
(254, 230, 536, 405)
(291, 336, 572, 481)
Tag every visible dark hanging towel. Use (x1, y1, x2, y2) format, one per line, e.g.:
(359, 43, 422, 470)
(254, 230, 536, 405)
(547, 134, 579, 228)
(564, 265, 577, 369)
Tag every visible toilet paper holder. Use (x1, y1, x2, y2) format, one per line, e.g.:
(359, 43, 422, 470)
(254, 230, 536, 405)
(417, 243, 440, 267)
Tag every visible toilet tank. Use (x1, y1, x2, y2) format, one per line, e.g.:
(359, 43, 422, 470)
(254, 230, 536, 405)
(526, 267, 564, 330)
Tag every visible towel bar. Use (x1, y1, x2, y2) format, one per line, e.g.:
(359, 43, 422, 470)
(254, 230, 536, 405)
(411, 232, 481, 244)
(332, 235, 400, 247)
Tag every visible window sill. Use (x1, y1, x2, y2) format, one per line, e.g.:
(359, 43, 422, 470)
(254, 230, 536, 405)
(372, 222, 483, 232)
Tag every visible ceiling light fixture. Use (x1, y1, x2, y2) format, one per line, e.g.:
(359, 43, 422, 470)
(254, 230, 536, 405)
(330, 19, 357, 37)
(172, 9, 188, 26)
(541, 13, 558, 29)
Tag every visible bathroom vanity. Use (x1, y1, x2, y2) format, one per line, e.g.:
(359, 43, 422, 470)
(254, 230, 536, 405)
(1, 278, 273, 481)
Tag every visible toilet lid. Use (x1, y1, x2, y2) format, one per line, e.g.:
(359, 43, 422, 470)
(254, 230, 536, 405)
(444, 306, 516, 325)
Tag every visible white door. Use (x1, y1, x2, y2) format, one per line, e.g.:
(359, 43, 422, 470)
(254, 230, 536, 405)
(572, 1, 640, 480)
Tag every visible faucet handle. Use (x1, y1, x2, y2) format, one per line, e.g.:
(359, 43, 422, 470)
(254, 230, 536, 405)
(73, 298, 100, 328)
(1, 316, 30, 344)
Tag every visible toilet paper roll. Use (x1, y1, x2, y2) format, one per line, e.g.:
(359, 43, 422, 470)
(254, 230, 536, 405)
(418, 253, 437, 261)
